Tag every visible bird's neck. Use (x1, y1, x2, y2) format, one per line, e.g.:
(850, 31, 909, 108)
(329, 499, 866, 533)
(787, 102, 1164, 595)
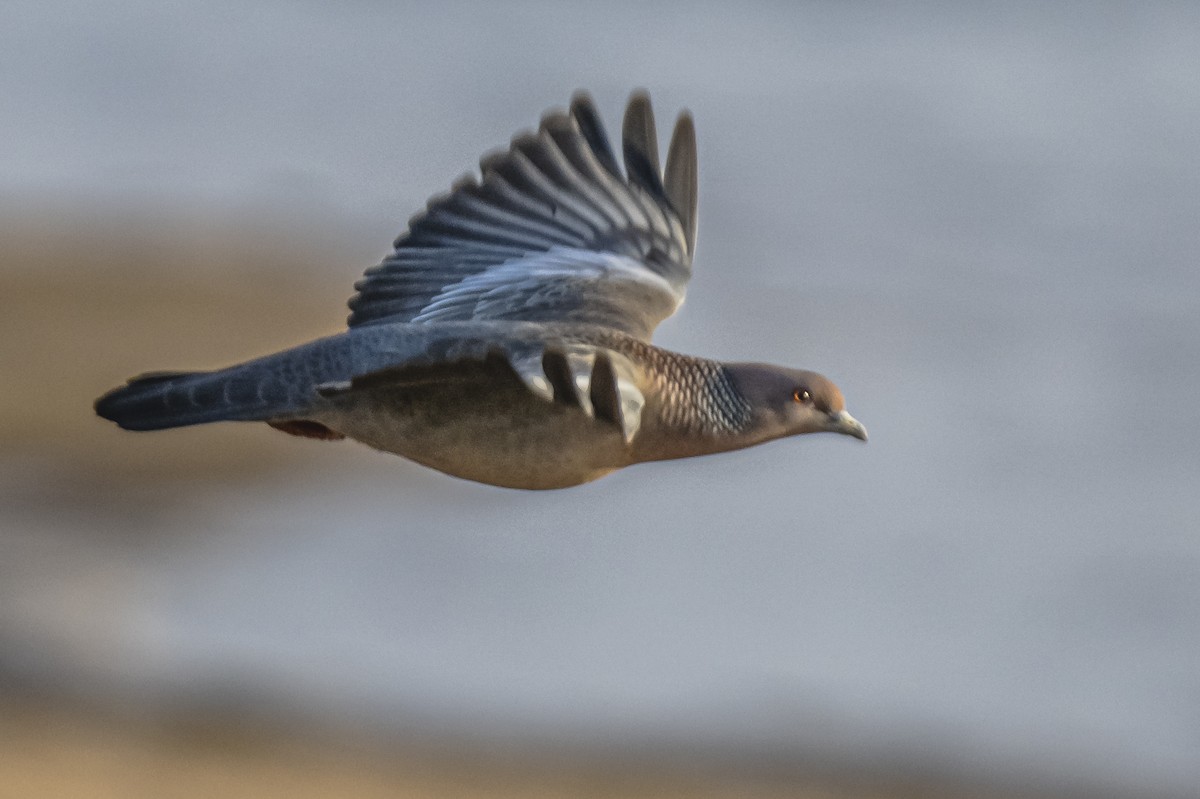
(629, 350, 760, 462)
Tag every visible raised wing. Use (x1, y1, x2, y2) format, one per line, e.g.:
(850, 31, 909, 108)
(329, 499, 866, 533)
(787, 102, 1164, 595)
(346, 91, 699, 341)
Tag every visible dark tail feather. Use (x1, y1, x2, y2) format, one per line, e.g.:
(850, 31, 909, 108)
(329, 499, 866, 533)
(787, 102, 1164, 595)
(95, 369, 262, 431)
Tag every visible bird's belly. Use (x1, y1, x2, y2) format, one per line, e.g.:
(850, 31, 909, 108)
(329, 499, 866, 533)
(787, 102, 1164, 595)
(323, 393, 630, 490)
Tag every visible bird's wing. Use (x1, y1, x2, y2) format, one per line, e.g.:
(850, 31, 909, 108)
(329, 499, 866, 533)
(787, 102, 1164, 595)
(346, 91, 698, 341)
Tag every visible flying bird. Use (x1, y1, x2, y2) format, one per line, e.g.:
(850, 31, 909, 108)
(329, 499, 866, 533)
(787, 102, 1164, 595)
(95, 91, 867, 489)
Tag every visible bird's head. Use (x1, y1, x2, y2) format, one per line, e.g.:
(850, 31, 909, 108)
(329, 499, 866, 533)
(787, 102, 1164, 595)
(726, 363, 868, 443)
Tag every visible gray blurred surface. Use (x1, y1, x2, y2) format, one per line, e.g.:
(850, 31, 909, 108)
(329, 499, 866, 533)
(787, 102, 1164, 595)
(2, 2, 1199, 797)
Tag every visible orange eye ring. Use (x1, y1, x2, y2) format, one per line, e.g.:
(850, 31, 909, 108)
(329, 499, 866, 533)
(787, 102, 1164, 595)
(793, 388, 812, 404)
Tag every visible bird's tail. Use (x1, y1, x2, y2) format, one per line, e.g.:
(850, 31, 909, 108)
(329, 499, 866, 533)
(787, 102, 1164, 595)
(94, 369, 277, 431)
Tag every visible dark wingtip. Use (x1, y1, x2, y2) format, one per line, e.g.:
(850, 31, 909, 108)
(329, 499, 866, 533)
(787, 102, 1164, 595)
(664, 110, 698, 255)
(622, 90, 659, 171)
(622, 89, 666, 198)
(569, 91, 621, 178)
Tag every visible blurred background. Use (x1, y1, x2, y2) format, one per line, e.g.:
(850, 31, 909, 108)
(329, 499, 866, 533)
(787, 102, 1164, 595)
(2, 2, 1198, 797)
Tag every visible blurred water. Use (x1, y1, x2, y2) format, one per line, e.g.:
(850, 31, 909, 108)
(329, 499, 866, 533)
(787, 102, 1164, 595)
(3, 1, 1200, 796)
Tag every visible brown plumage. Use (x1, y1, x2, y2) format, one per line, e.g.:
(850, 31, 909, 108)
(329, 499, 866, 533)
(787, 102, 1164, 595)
(95, 91, 866, 489)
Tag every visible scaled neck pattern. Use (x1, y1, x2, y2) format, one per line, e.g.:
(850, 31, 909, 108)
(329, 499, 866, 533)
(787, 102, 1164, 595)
(559, 326, 756, 459)
(582, 330, 755, 459)
(647, 352, 754, 437)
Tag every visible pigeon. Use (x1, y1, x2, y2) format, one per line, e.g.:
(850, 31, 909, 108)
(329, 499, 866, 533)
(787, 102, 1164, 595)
(95, 91, 867, 490)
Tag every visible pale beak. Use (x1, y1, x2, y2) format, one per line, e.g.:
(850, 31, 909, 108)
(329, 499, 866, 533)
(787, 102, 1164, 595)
(831, 410, 868, 442)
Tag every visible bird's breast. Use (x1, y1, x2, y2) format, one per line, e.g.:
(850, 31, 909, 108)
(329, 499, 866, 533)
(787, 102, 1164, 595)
(319, 379, 631, 490)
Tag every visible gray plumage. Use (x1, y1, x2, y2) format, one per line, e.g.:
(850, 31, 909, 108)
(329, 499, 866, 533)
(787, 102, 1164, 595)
(95, 90, 866, 490)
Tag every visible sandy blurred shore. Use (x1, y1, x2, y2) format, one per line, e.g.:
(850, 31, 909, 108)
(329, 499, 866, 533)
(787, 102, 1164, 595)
(0, 210, 356, 503)
(0, 698, 1050, 799)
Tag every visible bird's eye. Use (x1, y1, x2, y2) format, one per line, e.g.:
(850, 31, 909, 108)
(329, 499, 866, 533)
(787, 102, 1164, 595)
(792, 388, 812, 404)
